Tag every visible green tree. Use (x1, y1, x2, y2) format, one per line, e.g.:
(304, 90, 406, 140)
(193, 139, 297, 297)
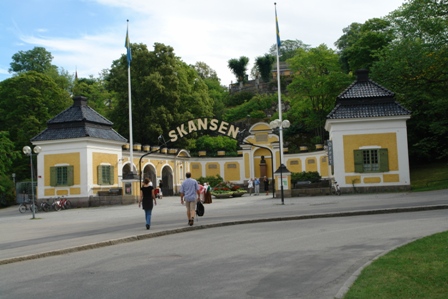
(195, 135, 237, 155)
(269, 39, 310, 61)
(287, 45, 353, 144)
(73, 74, 115, 118)
(0, 132, 20, 204)
(106, 42, 214, 149)
(228, 56, 249, 84)
(254, 54, 275, 83)
(9, 47, 73, 93)
(9, 47, 55, 74)
(192, 61, 219, 81)
(370, 0, 448, 162)
(335, 18, 394, 73)
(0, 71, 71, 179)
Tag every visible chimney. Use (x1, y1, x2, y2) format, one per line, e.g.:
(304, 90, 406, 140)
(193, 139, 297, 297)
(356, 69, 369, 82)
(73, 96, 88, 106)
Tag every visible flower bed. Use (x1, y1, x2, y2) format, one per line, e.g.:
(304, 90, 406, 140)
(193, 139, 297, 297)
(211, 181, 246, 198)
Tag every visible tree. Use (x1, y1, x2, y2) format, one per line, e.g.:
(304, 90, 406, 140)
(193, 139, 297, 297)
(370, 0, 448, 162)
(287, 45, 353, 144)
(228, 56, 249, 84)
(9, 47, 55, 74)
(73, 74, 115, 118)
(192, 61, 219, 81)
(9, 47, 73, 93)
(254, 54, 275, 83)
(0, 132, 20, 204)
(105, 42, 214, 149)
(269, 39, 310, 61)
(0, 71, 72, 179)
(335, 18, 394, 73)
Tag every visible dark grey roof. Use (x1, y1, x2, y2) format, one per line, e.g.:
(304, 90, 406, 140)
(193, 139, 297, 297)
(327, 102, 411, 119)
(327, 70, 411, 119)
(31, 96, 127, 142)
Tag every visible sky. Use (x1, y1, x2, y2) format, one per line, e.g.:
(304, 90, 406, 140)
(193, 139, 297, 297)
(0, 0, 406, 86)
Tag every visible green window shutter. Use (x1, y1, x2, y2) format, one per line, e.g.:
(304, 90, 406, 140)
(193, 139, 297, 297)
(109, 166, 114, 185)
(354, 150, 364, 173)
(98, 165, 103, 185)
(50, 167, 57, 186)
(67, 166, 74, 186)
(379, 148, 389, 172)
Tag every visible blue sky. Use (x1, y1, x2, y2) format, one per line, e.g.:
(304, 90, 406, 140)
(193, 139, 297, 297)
(0, 0, 405, 86)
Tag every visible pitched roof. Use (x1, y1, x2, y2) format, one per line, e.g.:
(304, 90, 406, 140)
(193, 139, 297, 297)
(31, 96, 127, 142)
(327, 70, 411, 119)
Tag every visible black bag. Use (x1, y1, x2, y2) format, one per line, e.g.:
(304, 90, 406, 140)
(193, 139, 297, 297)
(196, 201, 205, 217)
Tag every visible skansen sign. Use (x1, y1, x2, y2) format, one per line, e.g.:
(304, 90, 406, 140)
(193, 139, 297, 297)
(168, 118, 240, 142)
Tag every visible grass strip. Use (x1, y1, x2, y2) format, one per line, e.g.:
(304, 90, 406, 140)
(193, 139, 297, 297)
(343, 231, 448, 299)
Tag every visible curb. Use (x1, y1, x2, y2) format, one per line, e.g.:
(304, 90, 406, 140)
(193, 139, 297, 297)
(1, 204, 447, 266)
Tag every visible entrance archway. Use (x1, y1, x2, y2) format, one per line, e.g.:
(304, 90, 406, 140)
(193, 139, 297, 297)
(161, 166, 174, 196)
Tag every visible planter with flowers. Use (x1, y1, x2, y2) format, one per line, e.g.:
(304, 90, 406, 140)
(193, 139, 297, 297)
(230, 185, 246, 197)
(211, 181, 246, 198)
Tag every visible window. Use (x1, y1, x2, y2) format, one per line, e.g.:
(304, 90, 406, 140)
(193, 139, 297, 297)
(354, 149, 389, 173)
(50, 166, 74, 186)
(98, 165, 114, 185)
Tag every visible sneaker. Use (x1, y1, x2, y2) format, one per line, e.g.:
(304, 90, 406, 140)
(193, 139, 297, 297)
(189, 218, 194, 226)
(146, 224, 149, 230)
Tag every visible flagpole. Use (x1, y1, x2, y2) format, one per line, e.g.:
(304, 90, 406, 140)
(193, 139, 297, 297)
(274, 2, 288, 204)
(126, 20, 134, 174)
(275, 3, 284, 167)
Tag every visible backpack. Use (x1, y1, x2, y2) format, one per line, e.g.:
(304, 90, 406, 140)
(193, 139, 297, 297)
(196, 201, 205, 217)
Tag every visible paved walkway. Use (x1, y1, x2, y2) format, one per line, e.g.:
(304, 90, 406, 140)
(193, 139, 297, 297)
(1, 189, 447, 266)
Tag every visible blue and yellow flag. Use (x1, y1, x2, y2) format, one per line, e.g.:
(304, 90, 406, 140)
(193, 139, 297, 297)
(125, 25, 132, 67)
(275, 4, 281, 53)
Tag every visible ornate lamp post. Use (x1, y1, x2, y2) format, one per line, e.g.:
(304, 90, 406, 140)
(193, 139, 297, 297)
(269, 119, 290, 204)
(22, 145, 41, 219)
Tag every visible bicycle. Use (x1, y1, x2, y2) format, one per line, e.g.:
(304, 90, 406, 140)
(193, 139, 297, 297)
(332, 181, 341, 196)
(59, 196, 72, 209)
(18, 200, 37, 213)
(51, 197, 62, 211)
(38, 199, 51, 212)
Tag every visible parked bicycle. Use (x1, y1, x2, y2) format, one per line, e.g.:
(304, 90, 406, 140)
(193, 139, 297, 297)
(18, 200, 37, 213)
(332, 180, 341, 196)
(38, 199, 51, 212)
(59, 196, 72, 209)
(51, 197, 62, 211)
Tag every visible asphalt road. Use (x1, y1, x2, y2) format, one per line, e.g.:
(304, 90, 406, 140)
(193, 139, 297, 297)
(0, 190, 447, 298)
(1, 209, 447, 299)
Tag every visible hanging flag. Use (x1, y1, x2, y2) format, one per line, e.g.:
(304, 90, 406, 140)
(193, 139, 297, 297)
(275, 4, 281, 53)
(125, 22, 132, 67)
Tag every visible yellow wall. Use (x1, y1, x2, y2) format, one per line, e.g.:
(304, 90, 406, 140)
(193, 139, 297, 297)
(92, 152, 119, 184)
(190, 162, 202, 178)
(383, 174, 400, 182)
(286, 159, 302, 173)
(44, 153, 81, 186)
(320, 156, 329, 177)
(343, 133, 398, 172)
(224, 162, 240, 182)
(205, 162, 220, 177)
(305, 157, 317, 172)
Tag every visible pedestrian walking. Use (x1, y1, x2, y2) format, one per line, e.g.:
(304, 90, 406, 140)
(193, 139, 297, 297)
(204, 182, 212, 204)
(180, 172, 200, 226)
(158, 180, 163, 199)
(263, 176, 269, 195)
(139, 178, 156, 230)
(247, 178, 254, 195)
(254, 177, 260, 195)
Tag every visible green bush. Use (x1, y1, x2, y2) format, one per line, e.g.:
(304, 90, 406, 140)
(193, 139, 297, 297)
(197, 175, 223, 187)
(291, 171, 321, 184)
